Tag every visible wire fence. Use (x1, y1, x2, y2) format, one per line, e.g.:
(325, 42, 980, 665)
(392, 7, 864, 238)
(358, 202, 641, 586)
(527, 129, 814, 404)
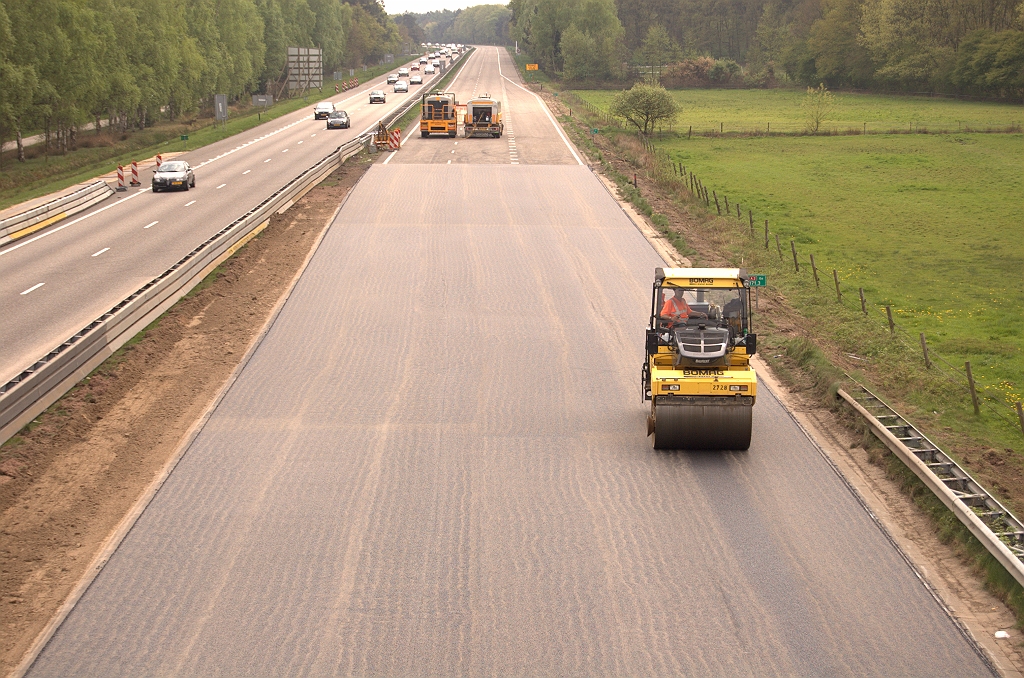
(559, 91, 1024, 439)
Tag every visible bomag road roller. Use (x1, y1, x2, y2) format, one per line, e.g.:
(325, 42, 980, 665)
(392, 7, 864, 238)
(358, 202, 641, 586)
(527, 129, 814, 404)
(420, 91, 458, 138)
(463, 95, 503, 137)
(642, 267, 758, 450)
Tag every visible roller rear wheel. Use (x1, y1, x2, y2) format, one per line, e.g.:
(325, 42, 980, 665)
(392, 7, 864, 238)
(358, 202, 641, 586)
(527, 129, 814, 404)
(652, 398, 752, 450)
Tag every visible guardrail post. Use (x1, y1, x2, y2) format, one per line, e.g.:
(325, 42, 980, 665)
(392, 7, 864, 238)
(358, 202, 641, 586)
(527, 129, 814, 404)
(920, 333, 931, 368)
(965, 361, 981, 415)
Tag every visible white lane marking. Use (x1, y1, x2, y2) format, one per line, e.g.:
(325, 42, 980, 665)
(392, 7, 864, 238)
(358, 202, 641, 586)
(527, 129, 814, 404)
(298, 140, 303, 144)
(185, 200, 196, 207)
(264, 159, 271, 163)
(91, 247, 109, 257)
(311, 133, 316, 137)
(21, 283, 44, 295)
(382, 151, 397, 165)
(0, 187, 151, 257)
(243, 170, 251, 175)
(495, 47, 582, 165)
(454, 142, 458, 145)
(282, 148, 289, 153)
(216, 183, 226, 189)
(451, 150, 455, 154)
(144, 221, 158, 229)
(447, 159, 451, 164)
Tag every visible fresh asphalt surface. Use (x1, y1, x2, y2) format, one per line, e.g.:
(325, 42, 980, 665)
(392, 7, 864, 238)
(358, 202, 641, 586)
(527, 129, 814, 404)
(0, 54, 433, 388)
(25, 49, 993, 676)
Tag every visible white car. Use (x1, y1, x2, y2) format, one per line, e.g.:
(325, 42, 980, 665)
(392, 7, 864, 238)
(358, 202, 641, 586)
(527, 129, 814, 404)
(386, 73, 399, 84)
(409, 75, 422, 85)
(398, 67, 409, 77)
(419, 56, 428, 64)
(394, 80, 409, 93)
(424, 64, 435, 74)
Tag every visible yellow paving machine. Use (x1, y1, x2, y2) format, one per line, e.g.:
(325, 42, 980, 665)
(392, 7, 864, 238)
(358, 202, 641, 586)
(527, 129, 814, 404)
(420, 91, 458, 138)
(463, 95, 503, 137)
(642, 267, 758, 450)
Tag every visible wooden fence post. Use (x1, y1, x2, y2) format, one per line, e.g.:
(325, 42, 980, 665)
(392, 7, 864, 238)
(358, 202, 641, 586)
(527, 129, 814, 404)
(1016, 402, 1024, 436)
(790, 240, 799, 272)
(965, 361, 981, 415)
(748, 210, 754, 236)
(713, 191, 721, 214)
(724, 195, 730, 213)
(886, 305, 895, 334)
(688, 125, 692, 139)
(810, 254, 820, 288)
(737, 203, 741, 219)
(764, 220, 769, 249)
(833, 269, 842, 302)
(859, 288, 867, 315)
(775, 234, 783, 259)
(920, 333, 931, 368)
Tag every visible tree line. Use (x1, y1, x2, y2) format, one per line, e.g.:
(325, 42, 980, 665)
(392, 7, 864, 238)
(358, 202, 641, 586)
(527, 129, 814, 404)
(398, 6, 511, 46)
(0, 0, 402, 159)
(506, 0, 1024, 99)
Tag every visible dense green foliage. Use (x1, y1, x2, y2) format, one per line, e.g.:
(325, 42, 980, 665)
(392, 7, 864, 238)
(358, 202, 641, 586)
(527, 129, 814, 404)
(0, 0, 402, 153)
(401, 6, 511, 45)
(611, 82, 679, 133)
(506, 0, 1024, 97)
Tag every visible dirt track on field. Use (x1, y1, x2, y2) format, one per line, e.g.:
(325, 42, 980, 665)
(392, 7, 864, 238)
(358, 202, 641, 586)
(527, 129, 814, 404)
(0, 153, 375, 674)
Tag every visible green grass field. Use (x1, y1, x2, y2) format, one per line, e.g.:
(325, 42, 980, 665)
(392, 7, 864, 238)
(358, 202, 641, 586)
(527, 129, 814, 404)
(575, 88, 1024, 445)
(577, 88, 1024, 134)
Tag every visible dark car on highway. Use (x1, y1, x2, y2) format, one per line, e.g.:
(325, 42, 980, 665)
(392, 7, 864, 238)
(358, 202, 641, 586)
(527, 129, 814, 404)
(151, 161, 195, 192)
(327, 110, 350, 129)
(369, 90, 386, 104)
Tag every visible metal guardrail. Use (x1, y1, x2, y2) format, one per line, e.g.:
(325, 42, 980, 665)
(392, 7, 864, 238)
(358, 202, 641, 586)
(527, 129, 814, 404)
(0, 48, 477, 447)
(0, 137, 366, 446)
(0, 181, 114, 245)
(840, 384, 1024, 588)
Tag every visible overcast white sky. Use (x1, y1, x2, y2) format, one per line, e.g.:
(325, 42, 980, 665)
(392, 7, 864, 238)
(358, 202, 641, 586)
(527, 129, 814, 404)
(385, 0, 489, 17)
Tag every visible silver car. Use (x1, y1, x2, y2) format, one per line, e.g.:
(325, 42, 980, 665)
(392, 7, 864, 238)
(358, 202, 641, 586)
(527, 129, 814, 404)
(394, 80, 409, 93)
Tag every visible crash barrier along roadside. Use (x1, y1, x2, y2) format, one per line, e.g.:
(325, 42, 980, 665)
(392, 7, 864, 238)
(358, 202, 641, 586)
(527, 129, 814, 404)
(0, 46, 475, 447)
(840, 384, 1024, 589)
(0, 137, 365, 447)
(0, 181, 115, 246)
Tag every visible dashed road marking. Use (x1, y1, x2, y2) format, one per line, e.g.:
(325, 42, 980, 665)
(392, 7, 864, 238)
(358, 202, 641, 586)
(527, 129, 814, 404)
(21, 283, 44, 295)
(282, 148, 289, 153)
(185, 200, 196, 207)
(216, 183, 226, 189)
(144, 221, 158, 229)
(264, 159, 271, 163)
(243, 170, 251, 174)
(91, 248, 109, 257)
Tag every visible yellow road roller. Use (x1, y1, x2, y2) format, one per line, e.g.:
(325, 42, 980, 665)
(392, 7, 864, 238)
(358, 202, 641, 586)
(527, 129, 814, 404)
(642, 267, 758, 450)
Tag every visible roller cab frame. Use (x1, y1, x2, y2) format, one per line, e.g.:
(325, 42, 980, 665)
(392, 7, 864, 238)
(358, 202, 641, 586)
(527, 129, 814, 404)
(420, 91, 459, 138)
(643, 267, 758, 450)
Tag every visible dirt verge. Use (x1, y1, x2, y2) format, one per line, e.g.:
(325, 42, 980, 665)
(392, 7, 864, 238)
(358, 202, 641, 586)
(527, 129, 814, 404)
(0, 152, 376, 675)
(542, 91, 1024, 676)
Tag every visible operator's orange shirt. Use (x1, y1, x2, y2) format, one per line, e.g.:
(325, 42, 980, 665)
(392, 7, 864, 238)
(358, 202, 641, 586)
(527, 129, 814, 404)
(661, 295, 690, 318)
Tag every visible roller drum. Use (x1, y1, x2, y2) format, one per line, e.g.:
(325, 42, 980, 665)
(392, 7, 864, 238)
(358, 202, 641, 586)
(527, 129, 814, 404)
(653, 396, 752, 450)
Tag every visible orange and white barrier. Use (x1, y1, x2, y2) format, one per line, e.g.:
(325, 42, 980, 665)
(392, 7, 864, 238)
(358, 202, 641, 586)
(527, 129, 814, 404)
(130, 160, 141, 186)
(116, 165, 126, 192)
(155, 154, 162, 168)
(388, 128, 401, 150)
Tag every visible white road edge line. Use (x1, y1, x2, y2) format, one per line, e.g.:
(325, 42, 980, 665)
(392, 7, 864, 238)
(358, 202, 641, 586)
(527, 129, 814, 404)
(144, 221, 158, 229)
(21, 283, 44, 295)
(495, 46, 582, 166)
(382, 151, 397, 165)
(91, 248, 109, 257)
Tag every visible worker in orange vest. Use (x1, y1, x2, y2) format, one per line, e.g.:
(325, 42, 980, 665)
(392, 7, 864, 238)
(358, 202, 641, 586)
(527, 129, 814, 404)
(660, 289, 691, 327)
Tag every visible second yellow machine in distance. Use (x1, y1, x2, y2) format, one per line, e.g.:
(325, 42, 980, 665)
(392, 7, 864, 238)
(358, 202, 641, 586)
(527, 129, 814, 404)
(642, 267, 758, 450)
(463, 94, 503, 137)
